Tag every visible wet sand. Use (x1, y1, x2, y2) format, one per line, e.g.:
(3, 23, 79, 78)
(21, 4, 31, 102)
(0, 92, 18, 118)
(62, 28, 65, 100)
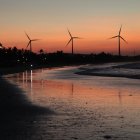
(0, 76, 54, 140)
(0, 62, 140, 140)
(3, 64, 140, 140)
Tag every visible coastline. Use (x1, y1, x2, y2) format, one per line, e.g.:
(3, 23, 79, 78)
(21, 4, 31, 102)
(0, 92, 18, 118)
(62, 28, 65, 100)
(0, 66, 55, 139)
(0, 63, 83, 76)
(76, 62, 140, 80)
(0, 62, 140, 139)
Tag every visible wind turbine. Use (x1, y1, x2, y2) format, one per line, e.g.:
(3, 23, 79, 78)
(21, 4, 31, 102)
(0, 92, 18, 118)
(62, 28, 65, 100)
(25, 32, 39, 52)
(109, 25, 127, 56)
(66, 29, 81, 54)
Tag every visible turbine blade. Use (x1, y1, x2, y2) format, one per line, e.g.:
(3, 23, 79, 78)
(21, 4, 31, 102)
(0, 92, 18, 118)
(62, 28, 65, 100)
(25, 32, 31, 40)
(31, 39, 40, 41)
(109, 36, 118, 39)
(26, 42, 30, 49)
(65, 39, 72, 47)
(73, 37, 82, 39)
(67, 28, 72, 38)
(120, 36, 127, 43)
(119, 25, 122, 35)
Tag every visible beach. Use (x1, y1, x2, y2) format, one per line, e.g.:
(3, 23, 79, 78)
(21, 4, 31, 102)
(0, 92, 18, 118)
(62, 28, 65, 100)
(0, 73, 54, 139)
(76, 62, 140, 80)
(0, 62, 140, 140)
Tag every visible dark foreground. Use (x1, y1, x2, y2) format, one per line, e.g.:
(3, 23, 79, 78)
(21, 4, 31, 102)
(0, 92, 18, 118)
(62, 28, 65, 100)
(0, 77, 54, 140)
(0, 62, 140, 140)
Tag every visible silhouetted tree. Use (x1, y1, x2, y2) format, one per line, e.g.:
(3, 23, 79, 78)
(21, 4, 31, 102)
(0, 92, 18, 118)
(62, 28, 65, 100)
(39, 49, 44, 54)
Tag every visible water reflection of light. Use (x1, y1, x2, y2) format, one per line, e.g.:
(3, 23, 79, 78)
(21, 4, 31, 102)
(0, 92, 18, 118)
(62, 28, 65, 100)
(21, 70, 33, 100)
(30, 70, 33, 101)
(11, 69, 140, 110)
(22, 72, 25, 85)
(22, 71, 28, 88)
(31, 70, 33, 83)
(25, 71, 27, 83)
(7, 67, 140, 114)
(4, 66, 140, 140)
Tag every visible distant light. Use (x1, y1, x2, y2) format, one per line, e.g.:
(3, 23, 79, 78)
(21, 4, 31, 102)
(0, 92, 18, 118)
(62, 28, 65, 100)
(17, 59, 20, 62)
(31, 64, 33, 67)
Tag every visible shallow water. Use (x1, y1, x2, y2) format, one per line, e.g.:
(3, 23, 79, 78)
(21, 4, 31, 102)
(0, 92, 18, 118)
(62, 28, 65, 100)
(5, 64, 140, 140)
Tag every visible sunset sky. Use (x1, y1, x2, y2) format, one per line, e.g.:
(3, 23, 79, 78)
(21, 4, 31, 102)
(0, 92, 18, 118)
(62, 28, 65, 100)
(0, 0, 140, 55)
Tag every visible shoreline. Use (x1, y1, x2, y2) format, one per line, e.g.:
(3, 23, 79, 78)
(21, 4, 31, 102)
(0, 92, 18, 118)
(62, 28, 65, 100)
(0, 66, 55, 139)
(0, 63, 84, 76)
(76, 62, 140, 80)
(0, 61, 140, 139)
(0, 76, 55, 115)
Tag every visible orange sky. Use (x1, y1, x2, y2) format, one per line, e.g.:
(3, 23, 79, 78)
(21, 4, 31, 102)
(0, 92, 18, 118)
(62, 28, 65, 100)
(0, 0, 140, 55)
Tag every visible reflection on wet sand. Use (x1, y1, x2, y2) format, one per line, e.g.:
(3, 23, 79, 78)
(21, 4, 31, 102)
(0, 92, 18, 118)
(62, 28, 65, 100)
(118, 91, 122, 105)
(5, 67, 140, 140)
(0, 73, 54, 140)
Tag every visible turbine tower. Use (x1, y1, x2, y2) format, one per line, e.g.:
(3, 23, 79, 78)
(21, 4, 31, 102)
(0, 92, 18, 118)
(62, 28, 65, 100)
(109, 25, 127, 56)
(25, 32, 39, 52)
(66, 29, 81, 54)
